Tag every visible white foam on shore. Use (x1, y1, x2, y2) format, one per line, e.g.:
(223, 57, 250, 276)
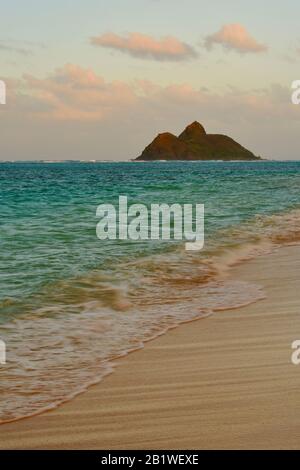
(0, 279, 265, 424)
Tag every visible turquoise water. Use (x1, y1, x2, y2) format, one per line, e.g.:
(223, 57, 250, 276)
(1, 161, 300, 422)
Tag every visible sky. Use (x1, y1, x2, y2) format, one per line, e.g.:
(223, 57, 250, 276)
(1, 0, 300, 160)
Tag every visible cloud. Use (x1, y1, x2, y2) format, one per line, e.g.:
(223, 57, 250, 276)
(16, 64, 137, 120)
(0, 40, 45, 56)
(204, 24, 267, 54)
(90, 32, 197, 61)
(0, 41, 32, 56)
(6, 64, 294, 126)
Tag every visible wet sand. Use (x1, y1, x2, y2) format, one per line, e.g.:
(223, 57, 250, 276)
(1, 245, 300, 449)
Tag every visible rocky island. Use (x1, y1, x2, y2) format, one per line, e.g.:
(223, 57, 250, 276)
(135, 121, 261, 161)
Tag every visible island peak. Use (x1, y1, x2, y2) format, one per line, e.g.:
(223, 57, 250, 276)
(179, 121, 207, 141)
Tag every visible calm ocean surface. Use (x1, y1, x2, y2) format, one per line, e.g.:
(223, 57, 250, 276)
(1, 160, 300, 421)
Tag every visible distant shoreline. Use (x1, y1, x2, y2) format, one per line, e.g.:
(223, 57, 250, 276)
(4, 158, 295, 164)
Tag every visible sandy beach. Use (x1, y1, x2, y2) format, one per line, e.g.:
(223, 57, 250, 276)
(1, 244, 300, 450)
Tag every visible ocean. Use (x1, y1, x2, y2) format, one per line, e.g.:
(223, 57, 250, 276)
(1, 160, 300, 422)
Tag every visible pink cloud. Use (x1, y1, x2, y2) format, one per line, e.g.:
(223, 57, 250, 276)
(19, 64, 137, 121)
(90, 32, 197, 61)
(205, 24, 267, 54)
(6, 65, 295, 129)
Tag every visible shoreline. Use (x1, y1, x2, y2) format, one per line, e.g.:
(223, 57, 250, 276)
(1, 244, 300, 449)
